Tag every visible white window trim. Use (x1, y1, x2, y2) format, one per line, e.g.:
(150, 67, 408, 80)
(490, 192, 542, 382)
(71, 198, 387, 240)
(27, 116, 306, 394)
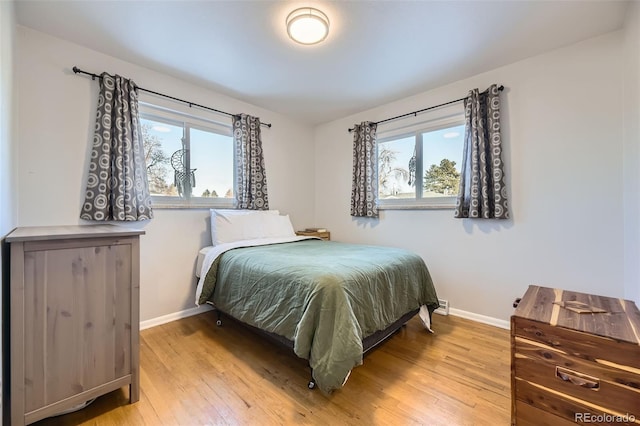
(139, 101, 232, 135)
(377, 113, 465, 210)
(149, 196, 236, 210)
(377, 201, 456, 210)
(140, 105, 236, 210)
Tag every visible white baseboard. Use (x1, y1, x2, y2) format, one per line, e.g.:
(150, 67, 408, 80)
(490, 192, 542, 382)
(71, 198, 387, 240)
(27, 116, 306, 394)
(448, 307, 510, 330)
(140, 304, 510, 332)
(140, 304, 214, 331)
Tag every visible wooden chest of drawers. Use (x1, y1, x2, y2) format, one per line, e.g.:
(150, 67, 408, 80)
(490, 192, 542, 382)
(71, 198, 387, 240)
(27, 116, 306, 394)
(511, 285, 640, 426)
(6, 225, 144, 425)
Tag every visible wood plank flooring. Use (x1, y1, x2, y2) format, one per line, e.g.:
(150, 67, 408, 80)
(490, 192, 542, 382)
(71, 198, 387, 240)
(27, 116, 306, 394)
(33, 312, 511, 426)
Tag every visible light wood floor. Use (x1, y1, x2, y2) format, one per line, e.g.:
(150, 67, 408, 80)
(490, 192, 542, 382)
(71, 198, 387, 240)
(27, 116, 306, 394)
(34, 312, 511, 426)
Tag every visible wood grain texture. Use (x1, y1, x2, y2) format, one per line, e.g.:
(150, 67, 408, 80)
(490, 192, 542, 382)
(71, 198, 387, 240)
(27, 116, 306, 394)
(10, 241, 26, 426)
(514, 379, 637, 426)
(129, 237, 141, 404)
(514, 400, 576, 426)
(5, 225, 144, 243)
(514, 338, 640, 390)
(513, 285, 640, 345)
(513, 317, 640, 370)
(24, 245, 133, 408)
(295, 231, 331, 241)
(7, 228, 141, 426)
(514, 355, 638, 416)
(31, 313, 511, 426)
(512, 285, 640, 425)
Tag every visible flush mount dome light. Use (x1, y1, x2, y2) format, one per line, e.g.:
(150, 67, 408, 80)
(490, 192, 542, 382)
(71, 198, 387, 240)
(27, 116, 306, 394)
(286, 7, 329, 45)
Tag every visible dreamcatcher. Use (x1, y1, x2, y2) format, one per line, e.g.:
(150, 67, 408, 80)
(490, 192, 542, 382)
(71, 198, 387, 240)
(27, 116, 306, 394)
(407, 146, 416, 187)
(171, 149, 196, 197)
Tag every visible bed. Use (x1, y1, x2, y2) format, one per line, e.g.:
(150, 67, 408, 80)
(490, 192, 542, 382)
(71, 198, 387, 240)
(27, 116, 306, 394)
(196, 209, 439, 393)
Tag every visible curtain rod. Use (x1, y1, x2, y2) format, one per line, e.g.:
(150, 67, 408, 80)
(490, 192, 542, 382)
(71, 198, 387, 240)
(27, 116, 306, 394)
(72, 66, 272, 129)
(347, 85, 504, 133)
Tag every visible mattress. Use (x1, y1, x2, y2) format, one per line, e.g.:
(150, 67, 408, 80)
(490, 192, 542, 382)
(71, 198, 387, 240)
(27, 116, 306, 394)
(195, 246, 214, 278)
(197, 238, 438, 393)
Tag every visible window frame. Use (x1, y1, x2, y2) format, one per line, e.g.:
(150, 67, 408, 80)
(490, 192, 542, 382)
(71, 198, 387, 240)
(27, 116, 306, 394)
(377, 113, 466, 210)
(139, 104, 236, 209)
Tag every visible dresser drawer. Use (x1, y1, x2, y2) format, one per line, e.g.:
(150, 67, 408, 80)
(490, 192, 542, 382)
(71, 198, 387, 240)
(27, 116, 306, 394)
(514, 379, 638, 426)
(514, 337, 640, 392)
(514, 354, 639, 417)
(514, 400, 577, 426)
(511, 286, 640, 426)
(513, 317, 639, 369)
(7, 225, 143, 425)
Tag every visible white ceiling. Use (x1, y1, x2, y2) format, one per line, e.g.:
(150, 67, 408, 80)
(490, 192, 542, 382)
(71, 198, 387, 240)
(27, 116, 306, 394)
(15, 0, 629, 125)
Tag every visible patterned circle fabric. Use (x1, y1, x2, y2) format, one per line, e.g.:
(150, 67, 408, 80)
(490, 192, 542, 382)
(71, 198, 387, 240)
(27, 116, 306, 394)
(454, 84, 509, 219)
(351, 122, 379, 218)
(233, 114, 269, 210)
(80, 73, 153, 221)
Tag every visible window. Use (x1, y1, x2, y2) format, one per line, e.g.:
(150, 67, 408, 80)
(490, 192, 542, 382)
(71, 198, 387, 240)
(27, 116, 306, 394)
(377, 113, 465, 209)
(140, 107, 235, 208)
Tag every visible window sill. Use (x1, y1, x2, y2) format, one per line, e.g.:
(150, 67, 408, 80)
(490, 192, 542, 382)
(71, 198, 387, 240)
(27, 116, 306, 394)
(151, 203, 217, 210)
(378, 203, 455, 211)
(151, 197, 235, 210)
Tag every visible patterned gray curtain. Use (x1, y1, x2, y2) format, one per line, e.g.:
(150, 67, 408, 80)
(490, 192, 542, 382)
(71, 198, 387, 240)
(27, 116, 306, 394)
(232, 114, 269, 210)
(350, 121, 378, 218)
(454, 84, 509, 219)
(80, 73, 153, 221)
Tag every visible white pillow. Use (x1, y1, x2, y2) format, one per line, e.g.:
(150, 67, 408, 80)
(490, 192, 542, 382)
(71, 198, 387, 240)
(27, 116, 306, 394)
(261, 214, 296, 238)
(210, 209, 279, 245)
(214, 213, 259, 245)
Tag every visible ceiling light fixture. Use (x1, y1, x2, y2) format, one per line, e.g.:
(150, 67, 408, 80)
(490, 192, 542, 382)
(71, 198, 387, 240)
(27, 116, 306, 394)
(286, 7, 329, 45)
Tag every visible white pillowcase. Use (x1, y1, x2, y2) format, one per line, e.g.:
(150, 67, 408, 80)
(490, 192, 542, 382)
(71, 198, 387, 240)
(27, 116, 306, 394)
(261, 214, 296, 238)
(210, 209, 280, 246)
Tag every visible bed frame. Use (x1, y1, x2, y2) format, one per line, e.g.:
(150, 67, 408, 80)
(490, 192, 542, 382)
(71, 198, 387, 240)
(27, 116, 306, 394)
(207, 302, 422, 389)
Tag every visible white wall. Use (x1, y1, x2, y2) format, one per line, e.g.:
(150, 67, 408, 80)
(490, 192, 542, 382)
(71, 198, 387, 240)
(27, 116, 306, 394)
(623, 1, 640, 305)
(15, 26, 317, 321)
(0, 1, 17, 420)
(314, 31, 626, 322)
(13, 16, 638, 327)
(0, 3, 17, 230)
(0, 0, 16, 237)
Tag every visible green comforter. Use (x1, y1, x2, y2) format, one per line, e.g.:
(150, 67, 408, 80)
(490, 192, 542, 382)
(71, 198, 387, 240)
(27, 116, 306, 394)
(200, 239, 438, 393)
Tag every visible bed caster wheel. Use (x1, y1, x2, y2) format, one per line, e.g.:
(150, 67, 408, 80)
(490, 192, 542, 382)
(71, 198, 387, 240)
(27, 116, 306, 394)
(216, 320, 222, 326)
(308, 381, 316, 389)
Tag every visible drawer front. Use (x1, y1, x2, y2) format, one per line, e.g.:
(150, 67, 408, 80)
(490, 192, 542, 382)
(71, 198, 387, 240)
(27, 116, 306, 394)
(515, 378, 639, 425)
(23, 243, 133, 411)
(515, 337, 640, 394)
(514, 400, 576, 426)
(514, 354, 639, 419)
(513, 317, 640, 369)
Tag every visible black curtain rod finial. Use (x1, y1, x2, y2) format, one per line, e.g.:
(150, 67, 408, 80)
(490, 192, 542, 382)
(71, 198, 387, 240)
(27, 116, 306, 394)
(346, 84, 505, 132)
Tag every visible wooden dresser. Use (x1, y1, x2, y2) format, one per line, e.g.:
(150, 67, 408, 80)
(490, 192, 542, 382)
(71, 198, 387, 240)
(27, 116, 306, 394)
(6, 225, 144, 425)
(511, 285, 640, 425)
